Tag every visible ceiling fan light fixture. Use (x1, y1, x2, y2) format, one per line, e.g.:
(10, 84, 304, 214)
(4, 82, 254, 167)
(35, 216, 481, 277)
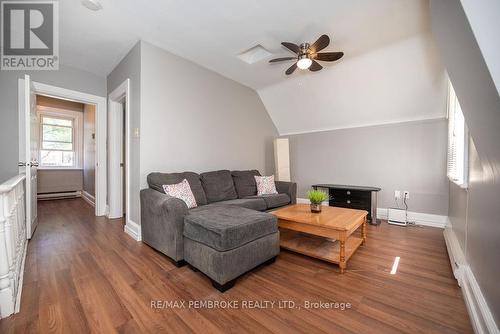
(297, 57, 312, 70)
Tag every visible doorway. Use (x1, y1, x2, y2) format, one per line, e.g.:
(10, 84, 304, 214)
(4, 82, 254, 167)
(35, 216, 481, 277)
(35, 95, 96, 204)
(19, 76, 108, 232)
(108, 79, 130, 225)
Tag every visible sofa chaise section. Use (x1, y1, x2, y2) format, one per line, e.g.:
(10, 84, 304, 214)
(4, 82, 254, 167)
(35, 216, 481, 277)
(183, 205, 279, 291)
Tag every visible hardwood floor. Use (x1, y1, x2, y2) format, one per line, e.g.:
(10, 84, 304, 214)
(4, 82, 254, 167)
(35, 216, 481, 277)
(0, 199, 473, 333)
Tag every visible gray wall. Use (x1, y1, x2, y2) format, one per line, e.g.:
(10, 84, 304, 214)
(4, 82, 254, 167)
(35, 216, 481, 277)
(107, 42, 142, 224)
(431, 0, 500, 323)
(139, 41, 278, 188)
(0, 65, 106, 183)
(288, 119, 449, 215)
(83, 104, 96, 196)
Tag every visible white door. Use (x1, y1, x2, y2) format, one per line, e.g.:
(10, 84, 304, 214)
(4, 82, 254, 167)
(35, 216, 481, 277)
(108, 100, 124, 219)
(19, 75, 39, 239)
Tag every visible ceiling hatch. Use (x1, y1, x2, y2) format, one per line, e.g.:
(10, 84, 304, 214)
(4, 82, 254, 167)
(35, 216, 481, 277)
(237, 45, 272, 64)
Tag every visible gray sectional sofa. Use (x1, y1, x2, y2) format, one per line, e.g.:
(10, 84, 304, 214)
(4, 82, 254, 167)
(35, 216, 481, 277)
(140, 169, 296, 291)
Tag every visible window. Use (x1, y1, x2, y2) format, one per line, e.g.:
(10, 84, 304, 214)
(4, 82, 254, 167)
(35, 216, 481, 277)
(447, 82, 468, 187)
(40, 115, 75, 167)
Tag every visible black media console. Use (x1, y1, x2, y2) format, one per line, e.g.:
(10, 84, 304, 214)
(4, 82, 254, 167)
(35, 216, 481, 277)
(312, 184, 381, 225)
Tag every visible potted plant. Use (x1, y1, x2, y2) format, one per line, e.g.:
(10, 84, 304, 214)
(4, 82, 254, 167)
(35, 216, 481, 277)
(307, 190, 329, 213)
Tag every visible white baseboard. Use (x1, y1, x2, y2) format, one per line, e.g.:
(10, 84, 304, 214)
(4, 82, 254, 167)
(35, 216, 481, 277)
(296, 199, 447, 228)
(377, 207, 447, 228)
(444, 224, 499, 334)
(124, 219, 141, 241)
(81, 190, 95, 207)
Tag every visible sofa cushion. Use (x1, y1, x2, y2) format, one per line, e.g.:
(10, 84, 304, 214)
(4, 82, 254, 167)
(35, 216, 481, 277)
(255, 175, 278, 195)
(246, 193, 291, 209)
(162, 179, 197, 209)
(200, 170, 238, 203)
(211, 198, 267, 211)
(147, 172, 207, 205)
(184, 205, 277, 252)
(231, 170, 261, 198)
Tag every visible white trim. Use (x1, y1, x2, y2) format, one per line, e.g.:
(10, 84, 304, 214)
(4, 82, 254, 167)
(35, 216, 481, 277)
(444, 225, 499, 334)
(32, 81, 107, 217)
(280, 116, 446, 136)
(377, 207, 447, 228)
(107, 79, 130, 223)
(124, 220, 141, 241)
(81, 190, 95, 207)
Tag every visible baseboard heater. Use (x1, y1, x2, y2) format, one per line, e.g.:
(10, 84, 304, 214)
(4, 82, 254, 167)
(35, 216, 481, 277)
(387, 208, 408, 226)
(38, 191, 81, 200)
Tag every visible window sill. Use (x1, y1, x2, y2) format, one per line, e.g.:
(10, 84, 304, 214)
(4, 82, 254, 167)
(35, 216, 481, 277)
(449, 178, 468, 190)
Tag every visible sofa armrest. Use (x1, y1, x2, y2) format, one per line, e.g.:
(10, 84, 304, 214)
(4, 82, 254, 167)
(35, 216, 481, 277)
(275, 181, 297, 204)
(140, 188, 189, 261)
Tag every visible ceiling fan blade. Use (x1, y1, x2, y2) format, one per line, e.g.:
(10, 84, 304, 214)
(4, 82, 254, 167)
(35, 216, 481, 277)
(269, 57, 296, 63)
(286, 63, 298, 75)
(309, 60, 323, 72)
(281, 42, 300, 54)
(314, 52, 344, 62)
(309, 34, 330, 53)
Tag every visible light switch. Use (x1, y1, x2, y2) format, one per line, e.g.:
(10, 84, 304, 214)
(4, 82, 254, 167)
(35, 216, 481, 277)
(133, 128, 140, 138)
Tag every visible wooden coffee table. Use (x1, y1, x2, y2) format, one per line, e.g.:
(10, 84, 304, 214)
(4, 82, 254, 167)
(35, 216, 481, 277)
(270, 204, 367, 273)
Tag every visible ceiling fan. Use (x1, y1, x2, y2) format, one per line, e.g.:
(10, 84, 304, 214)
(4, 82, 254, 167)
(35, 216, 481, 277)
(269, 34, 344, 75)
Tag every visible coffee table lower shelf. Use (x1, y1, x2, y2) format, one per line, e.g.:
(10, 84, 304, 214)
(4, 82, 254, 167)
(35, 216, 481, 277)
(279, 229, 363, 266)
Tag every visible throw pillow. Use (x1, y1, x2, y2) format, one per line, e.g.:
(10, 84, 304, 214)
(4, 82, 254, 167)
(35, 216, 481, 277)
(163, 179, 197, 208)
(255, 175, 278, 196)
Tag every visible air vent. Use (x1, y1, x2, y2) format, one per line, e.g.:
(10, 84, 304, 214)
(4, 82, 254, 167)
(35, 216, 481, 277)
(237, 45, 272, 64)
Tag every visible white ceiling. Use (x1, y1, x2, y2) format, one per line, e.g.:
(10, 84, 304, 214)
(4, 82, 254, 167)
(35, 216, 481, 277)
(60, 0, 431, 90)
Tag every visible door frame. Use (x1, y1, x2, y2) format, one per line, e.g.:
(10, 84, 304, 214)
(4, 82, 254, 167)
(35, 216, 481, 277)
(108, 79, 131, 226)
(30, 81, 108, 216)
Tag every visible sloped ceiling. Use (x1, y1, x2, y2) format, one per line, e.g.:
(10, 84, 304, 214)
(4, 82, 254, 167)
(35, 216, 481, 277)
(258, 33, 447, 135)
(59, 0, 443, 134)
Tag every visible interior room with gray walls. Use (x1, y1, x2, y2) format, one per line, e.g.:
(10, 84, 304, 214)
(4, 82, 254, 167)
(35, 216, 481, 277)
(1, 1, 499, 330)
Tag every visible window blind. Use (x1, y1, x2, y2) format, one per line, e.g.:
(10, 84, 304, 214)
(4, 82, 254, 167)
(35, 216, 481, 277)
(447, 82, 468, 187)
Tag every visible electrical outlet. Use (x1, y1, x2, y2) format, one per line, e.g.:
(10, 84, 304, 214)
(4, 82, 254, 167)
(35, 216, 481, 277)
(403, 191, 410, 200)
(394, 190, 401, 199)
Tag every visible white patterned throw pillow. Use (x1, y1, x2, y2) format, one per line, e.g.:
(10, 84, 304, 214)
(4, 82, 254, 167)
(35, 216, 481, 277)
(255, 175, 278, 196)
(162, 179, 197, 209)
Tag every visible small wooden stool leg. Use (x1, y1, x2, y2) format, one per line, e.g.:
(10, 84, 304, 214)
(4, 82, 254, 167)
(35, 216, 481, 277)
(339, 240, 346, 274)
(362, 216, 367, 245)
